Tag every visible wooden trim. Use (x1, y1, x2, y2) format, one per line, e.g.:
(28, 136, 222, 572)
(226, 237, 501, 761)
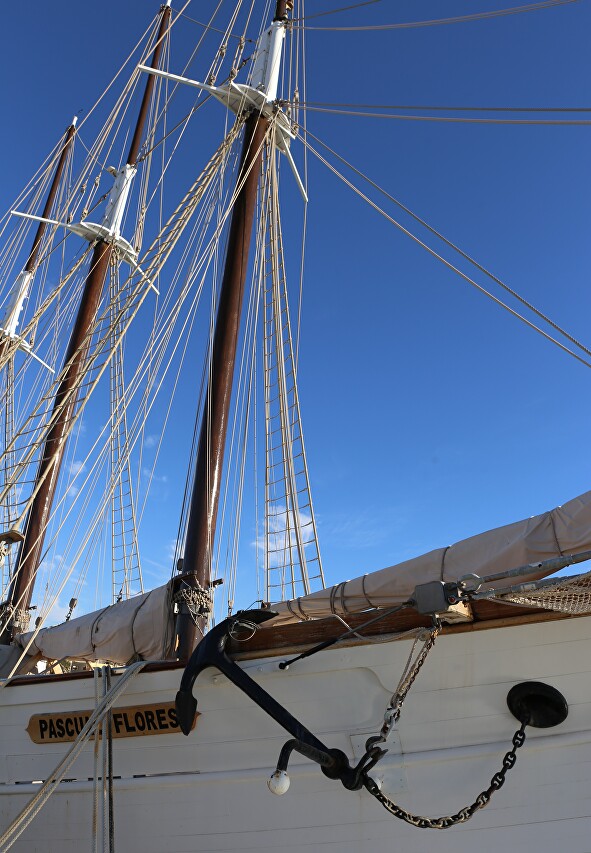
(5, 603, 579, 687)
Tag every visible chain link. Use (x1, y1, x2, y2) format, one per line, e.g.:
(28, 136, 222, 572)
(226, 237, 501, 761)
(374, 625, 440, 744)
(357, 619, 528, 829)
(364, 720, 527, 829)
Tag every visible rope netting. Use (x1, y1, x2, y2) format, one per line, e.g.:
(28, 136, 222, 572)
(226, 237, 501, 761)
(498, 569, 591, 614)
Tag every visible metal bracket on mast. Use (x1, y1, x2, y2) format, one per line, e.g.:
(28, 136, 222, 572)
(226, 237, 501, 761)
(4, 192, 158, 369)
(9, 211, 159, 297)
(137, 15, 308, 202)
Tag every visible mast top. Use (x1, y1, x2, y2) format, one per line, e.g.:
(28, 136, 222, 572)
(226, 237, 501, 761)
(274, 0, 291, 21)
(71, 115, 78, 127)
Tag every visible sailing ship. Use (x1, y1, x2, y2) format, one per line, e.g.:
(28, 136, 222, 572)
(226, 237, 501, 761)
(0, 0, 590, 849)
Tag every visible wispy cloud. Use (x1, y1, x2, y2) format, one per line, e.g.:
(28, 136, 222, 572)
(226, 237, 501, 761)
(254, 505, 317, 569)
(68, 459, 87, 477)
(46, 597, 72, 626)
(325, 505, 407, 550)
(142, 467, 167, 484)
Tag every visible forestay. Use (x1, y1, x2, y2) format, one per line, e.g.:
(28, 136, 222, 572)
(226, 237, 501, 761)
(269, 492, 591, 624)
(16, 582, 174, 664)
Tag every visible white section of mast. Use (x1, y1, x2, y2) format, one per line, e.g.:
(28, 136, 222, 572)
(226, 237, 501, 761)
(1, 117, 79, 344)
(0, 271, 33, 339)
(250, 20, 286, 101)
(138, 11, 308, 201)
(102, 164, 137, 240)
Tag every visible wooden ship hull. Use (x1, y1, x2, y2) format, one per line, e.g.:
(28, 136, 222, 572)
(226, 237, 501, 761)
(1, 604, 589, 851)
(1, 1, 589, 849)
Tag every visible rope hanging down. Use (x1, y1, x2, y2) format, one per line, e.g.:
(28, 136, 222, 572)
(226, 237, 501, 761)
(0, 660, 150, 851)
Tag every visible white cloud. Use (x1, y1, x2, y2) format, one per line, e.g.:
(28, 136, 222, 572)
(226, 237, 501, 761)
(68, 459, 87, 477)
(254, 505, 317, 569)
(46, 598, 71, 625)
(142, 467, 167, 483)
(327, 505, 405, 549)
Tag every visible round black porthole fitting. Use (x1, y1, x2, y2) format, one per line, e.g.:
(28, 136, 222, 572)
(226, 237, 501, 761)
(507, 681, 568, 728)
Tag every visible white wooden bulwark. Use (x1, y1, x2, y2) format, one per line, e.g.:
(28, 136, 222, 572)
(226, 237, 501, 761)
(0, 614, 590, 851)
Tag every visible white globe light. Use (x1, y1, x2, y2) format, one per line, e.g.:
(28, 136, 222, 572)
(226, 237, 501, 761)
(267, 770, 290, 796)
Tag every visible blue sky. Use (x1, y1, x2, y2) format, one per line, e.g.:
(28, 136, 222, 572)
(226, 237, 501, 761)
(1, 0, 591, 618)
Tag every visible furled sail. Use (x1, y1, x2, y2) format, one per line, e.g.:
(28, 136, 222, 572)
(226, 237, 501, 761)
(269, 492, 591, 625)
(16, 582, 174, 664)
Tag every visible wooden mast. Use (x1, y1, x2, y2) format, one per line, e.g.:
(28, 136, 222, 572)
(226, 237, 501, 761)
(2, 3, 172, 641)
(22, 123, 78, 278)
(175, 0, 290, 661)
(0, 118, 77, 364)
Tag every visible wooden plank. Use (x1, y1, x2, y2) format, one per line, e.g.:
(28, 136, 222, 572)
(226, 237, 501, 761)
(229, 601, 574, 658)
(4, 603, 578, 684)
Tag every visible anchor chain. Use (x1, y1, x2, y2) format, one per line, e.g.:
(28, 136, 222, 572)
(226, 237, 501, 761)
(356, 620, 528, 828)
(363, 721, 527, 829)
(175, 606, 531, 832)
(375, 625, 440, 744)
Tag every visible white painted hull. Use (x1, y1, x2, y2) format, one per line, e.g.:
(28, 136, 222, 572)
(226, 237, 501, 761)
(2, 614, 590, 851)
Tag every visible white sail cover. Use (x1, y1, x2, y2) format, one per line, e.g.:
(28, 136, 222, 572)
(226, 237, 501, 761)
(17, 582, 174, 664)
(269, 491, 591, 625)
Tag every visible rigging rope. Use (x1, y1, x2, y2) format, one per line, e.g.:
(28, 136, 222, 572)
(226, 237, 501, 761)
(0, 661, 149, 851)
(301, 127, 591, 363)
(293, 0, 381, 20)
(300, 134, 591, 371)
(177, 10, 256, 41)
(295, 104, 591, 125)
(294, 0, 580, 30)
(294, 100, 591, 113)
(0, 132, 240, 635)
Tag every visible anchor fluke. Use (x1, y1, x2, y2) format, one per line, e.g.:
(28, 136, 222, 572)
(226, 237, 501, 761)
(175, 689, 198, 736)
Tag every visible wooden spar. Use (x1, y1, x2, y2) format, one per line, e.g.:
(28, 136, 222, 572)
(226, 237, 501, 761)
(175, 113, 270, 660)
(0, 119, 76, 364)
(175, 0, 291, 660)
(3, 3, 172, 641)
(25, 121, 77, 274)
(126, 3, 172, 168)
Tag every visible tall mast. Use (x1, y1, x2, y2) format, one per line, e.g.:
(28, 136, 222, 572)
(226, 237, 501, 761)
(176, 0, 290, 660)
(2, 2, 172, 641)
(0, 118, 77, 359)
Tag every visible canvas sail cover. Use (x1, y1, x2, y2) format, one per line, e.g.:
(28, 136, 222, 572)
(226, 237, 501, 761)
(17, 582, 174, 664)
(269, 491, 591, 625)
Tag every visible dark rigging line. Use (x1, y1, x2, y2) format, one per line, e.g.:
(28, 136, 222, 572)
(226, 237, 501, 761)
(293, 0, 581, 30)
(295, 105, 591, 125)
(176, 10, 256, 41)
(300, 129, 591, 369)
(292, 101, 591, 114)
(292, 0, 382, 21)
